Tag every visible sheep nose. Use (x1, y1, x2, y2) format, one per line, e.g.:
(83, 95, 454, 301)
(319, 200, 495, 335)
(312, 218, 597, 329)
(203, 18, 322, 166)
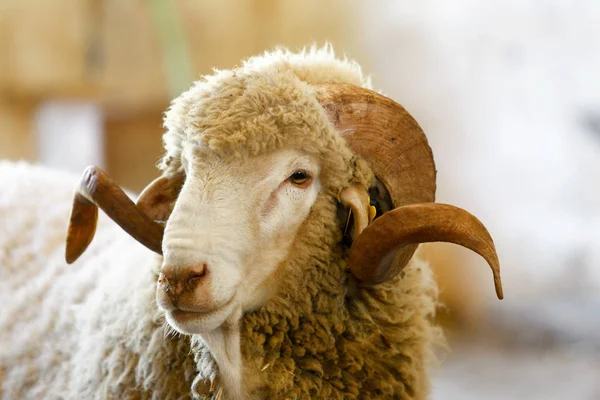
(158, 264, 208, 298)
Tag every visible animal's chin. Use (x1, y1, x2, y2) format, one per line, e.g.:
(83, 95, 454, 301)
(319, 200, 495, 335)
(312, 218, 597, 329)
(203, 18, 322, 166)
(165, 298, 237, 334)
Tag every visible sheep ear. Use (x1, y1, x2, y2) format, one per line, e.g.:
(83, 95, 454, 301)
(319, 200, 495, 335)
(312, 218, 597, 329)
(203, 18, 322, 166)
(136, 174, 184, 223)
(339, 184, 375, 241)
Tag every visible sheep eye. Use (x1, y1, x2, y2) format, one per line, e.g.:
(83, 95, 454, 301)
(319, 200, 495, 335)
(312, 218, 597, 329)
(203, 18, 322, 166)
(289, 170, 311, 187)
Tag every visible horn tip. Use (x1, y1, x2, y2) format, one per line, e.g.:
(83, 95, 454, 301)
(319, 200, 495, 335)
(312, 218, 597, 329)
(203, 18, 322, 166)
(494, 273, 504, 300)
(65, 233, 84, 264)
(65, 247, 80, 264)
(65, 194, 99, 265)
(65, 225, 94, 265)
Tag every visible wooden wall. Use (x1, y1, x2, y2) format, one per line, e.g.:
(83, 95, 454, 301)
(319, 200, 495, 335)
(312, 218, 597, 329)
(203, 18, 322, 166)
(0, 99, 36, 162)
(104, 111, 165, 191)
(0, 0, 360, 187)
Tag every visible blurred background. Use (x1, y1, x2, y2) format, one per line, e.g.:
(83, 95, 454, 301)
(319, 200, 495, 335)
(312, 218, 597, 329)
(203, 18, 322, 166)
(1, 0, 599, 398)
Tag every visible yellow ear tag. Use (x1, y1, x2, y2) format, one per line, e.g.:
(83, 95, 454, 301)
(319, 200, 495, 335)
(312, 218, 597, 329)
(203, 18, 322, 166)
(368, 205, 377, 223)
(367, 195, 376, 224)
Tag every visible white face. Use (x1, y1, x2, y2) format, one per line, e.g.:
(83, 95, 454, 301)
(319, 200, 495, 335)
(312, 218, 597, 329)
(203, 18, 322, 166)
(156, 147, 322, 334)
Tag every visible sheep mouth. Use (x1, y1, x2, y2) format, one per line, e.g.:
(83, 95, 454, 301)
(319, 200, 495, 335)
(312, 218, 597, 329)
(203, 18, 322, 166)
(165, 297, 237, 334)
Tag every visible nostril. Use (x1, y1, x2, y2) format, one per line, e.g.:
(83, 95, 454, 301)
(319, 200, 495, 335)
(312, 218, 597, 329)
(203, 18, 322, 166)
(158, 273, 171, 292)
(185, 263, 208, 290)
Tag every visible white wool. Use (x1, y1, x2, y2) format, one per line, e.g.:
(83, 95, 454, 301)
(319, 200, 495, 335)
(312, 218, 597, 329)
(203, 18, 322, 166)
(0, 44, 440, 399)
(0, 161, 192, 398)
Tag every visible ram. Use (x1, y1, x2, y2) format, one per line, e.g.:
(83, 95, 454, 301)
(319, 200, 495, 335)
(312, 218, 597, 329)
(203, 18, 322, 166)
(0, 46, 503, 400)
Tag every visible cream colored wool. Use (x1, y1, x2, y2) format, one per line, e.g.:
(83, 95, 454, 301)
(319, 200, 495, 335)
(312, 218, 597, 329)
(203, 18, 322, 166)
(0, 46, 441, 399)
(191, 198, 440, 399)
(0, 161, 196, 399)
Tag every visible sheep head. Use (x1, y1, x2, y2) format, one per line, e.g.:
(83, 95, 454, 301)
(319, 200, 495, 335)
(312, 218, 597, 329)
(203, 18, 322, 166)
(65, 82, 503, 334)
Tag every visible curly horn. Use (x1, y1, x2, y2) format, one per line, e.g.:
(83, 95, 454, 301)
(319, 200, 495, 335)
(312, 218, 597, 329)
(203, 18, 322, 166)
(315, 83, 435, 270)
(316, 84, 503, 299)
(65, 166, 164, 264)
(347, 203, 503, 299)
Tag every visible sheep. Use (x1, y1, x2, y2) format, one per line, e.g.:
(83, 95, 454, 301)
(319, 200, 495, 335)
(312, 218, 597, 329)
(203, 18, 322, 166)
(0, 45, 503, 400)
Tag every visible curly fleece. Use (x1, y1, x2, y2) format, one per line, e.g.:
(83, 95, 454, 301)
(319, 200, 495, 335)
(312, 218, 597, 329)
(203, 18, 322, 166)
(192, 197, 440, 399)
(162, 45, 441, 398)
(0, 46, 441, 400)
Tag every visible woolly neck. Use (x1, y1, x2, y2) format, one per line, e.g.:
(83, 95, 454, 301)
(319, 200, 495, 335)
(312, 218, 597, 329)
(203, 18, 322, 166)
(186, 193, 437, 399)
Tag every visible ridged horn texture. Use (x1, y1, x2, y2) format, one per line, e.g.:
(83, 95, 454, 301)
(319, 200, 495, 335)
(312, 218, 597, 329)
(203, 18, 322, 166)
(315, 83, 503, 299)
(315, 83, 437, 207)
(315, 83, 435, 274)
(65, 166, 164, 264)
(348, 203, 504, 299)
